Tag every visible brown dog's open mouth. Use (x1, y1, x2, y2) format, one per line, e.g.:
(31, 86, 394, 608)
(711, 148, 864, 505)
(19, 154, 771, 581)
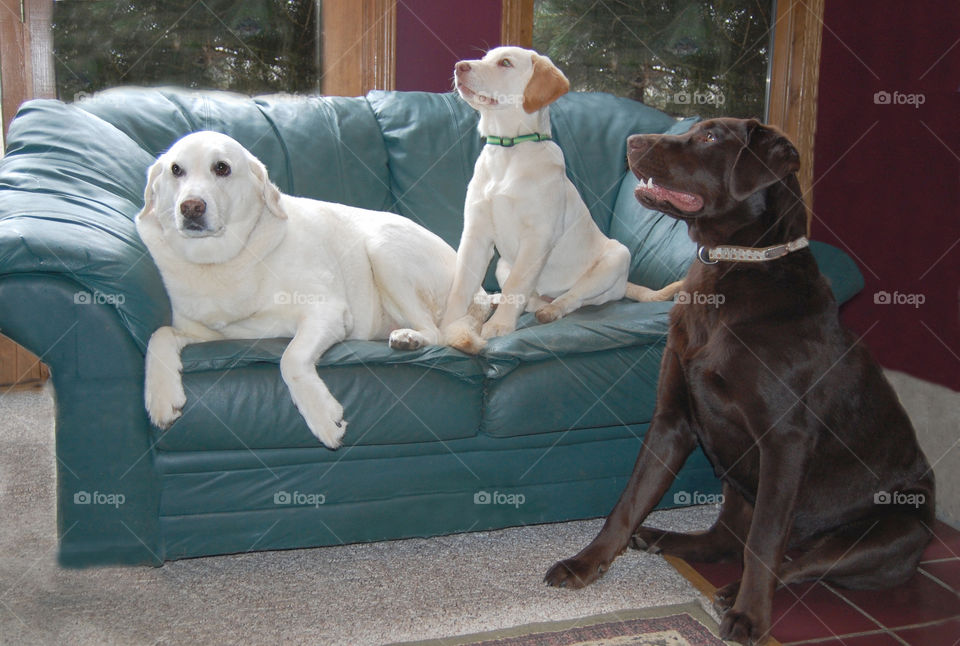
(634, 176, 704, 213)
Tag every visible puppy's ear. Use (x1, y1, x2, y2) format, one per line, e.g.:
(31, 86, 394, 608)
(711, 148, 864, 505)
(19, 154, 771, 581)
(246, 153, 285, 220)
(136, 158, 164, 224)
(729, 119, 800, 201)
(522, 53, 570, 113)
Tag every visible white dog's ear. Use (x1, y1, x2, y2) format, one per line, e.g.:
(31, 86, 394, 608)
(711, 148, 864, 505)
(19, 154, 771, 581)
(522, 53, 570, 113)
(247, 153, 286, 220)
(136, 158, 164, 224)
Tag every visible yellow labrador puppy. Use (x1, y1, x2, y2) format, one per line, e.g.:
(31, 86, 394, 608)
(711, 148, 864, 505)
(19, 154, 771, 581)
(137, 131, 486, 449)
(441, 46, 682, 354)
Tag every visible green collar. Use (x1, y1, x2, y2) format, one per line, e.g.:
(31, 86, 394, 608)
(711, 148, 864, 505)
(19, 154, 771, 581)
(483, 133, 552, 147)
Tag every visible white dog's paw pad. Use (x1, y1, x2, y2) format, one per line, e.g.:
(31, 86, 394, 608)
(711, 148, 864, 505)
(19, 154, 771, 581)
(388, 328, 427, 351)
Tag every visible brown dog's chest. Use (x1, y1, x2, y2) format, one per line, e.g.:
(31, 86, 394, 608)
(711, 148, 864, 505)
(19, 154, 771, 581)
(669, 298, 765, 499)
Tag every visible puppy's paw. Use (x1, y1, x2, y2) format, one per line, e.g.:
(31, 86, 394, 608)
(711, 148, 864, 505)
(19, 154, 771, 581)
(720, 607, 767, 646)
(535, 303, 564, 323)
(443, 320, 487, 355)
(144, 368, 186, 429)
(543, 556, 608, 589)
(480, 318, 515, 340)
(389, 328, 428, 351)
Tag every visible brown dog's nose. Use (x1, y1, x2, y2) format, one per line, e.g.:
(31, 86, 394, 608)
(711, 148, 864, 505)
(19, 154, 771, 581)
(180, 199, 206, 219)
(456, 61, 471, 74)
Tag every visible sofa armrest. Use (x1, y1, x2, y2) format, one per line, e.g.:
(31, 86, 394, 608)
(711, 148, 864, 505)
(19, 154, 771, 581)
(0, 274, 162, 565)
(0, 98, 171, 351)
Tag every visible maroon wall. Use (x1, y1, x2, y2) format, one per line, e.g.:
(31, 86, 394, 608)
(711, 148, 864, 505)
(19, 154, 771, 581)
(813, 0, 959, 390)
(395, 0, 502, 92)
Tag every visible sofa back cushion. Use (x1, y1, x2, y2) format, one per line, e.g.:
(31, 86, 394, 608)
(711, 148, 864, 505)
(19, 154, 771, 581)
(367, 90, 683, 252)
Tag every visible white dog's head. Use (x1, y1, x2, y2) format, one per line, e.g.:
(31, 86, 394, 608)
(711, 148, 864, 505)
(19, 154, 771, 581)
(136, 131, 284, 265)
(454, 46, 569, 117)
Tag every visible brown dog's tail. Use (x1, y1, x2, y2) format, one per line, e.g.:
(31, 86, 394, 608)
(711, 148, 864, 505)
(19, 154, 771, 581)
(625, 280, 684, 302)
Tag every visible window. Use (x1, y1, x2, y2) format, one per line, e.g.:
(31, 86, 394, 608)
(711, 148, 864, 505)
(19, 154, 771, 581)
(533, 0, 775, 120)
(51, 0, 322, 100)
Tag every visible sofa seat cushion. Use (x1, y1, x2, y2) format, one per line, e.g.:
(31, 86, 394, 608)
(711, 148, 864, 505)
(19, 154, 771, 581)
(155, 339, 485, 451)
(481, 301, 672, 438)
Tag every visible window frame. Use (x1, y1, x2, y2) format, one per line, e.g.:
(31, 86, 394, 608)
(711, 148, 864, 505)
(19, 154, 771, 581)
(2, 0, 822, 194)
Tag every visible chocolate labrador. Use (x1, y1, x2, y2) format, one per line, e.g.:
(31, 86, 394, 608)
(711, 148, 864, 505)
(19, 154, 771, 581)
(544, 118, 935, 646)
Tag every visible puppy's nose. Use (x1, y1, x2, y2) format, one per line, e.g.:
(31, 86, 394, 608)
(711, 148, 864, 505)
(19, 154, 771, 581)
(456, 61, 471, 74)
(180, 199, 206, 219)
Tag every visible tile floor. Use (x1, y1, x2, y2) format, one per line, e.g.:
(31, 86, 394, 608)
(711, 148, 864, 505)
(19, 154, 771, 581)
(677, 521, 960, 645)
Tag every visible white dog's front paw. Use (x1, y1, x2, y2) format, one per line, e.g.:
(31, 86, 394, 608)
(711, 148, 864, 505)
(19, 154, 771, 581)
(296, 392, 347, 449)
(144, 368, 187, 429)
(389, 328, 428, 351)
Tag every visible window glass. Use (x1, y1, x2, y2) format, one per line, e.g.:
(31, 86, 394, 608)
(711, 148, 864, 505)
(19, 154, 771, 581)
(52, 0, 322, 101)
(533, 0, 775, 119)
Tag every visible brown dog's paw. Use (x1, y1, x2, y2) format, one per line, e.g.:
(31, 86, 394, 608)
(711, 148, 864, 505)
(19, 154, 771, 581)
(628, 528, 662, 554)
(720, 608, 769, 646)
(713, 579, 740, 614)
(543, 556, 608, 589)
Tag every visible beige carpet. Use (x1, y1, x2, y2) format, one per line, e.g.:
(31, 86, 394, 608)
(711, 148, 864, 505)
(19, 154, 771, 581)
(0, 384, 719, 646)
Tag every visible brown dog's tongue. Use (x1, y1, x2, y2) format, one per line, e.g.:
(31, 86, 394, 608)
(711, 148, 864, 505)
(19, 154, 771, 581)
(636, 181, 704, 212)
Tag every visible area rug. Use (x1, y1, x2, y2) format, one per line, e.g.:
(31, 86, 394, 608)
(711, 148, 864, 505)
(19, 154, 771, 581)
(394, 601, 731, 646)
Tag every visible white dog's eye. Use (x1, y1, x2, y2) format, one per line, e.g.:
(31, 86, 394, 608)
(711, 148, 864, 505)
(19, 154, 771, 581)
(171, 163, 185, 177)
(499, 58, 512, 68)
(213, 161, 231, 177)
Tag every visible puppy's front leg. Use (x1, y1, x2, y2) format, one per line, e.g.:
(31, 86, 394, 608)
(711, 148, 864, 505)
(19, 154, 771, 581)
(481, 241, 550, 339)
(441, 211, 495, 353)
(280, 307, 350, 449)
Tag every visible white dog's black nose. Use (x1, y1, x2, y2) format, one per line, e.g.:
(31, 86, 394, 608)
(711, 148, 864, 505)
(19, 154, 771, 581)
(180, 199, 206, 220)
(456, 61, 471, 74)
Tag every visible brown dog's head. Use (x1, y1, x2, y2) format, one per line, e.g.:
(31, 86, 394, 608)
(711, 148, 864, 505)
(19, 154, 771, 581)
(627, 118, 800, 223)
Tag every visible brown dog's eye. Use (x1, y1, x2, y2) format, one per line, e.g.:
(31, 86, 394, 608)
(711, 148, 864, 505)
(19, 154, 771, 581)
(171, 163, 184, 177)
(704, 132, 717, 143)
(213, 161, 231, 177)
(499, 58, 512, 68)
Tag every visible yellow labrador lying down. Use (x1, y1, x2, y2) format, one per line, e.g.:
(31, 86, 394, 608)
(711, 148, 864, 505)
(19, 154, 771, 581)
(441, 47, 682, 354)
(137, 131, 487, 449)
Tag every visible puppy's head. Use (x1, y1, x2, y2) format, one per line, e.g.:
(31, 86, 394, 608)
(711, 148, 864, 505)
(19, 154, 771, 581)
(454, 46, 569, 114)
(136, 131, 283, 265)
(626, 118, 800, 221)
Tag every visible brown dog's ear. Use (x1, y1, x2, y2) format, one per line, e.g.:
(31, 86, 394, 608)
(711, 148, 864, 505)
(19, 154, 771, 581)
(136, 158, 164, 224)
(729, 119, 800, 201)
(522, 53, 570, 113)
(246, 152, 285, 220)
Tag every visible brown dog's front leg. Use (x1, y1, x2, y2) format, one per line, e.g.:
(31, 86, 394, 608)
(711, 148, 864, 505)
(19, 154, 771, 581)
(544, 350, 697, 589)
(720, 431, 813, 645)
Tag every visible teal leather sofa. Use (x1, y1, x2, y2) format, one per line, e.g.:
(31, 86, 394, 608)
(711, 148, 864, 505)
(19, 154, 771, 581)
(0, 88, 864, 567)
